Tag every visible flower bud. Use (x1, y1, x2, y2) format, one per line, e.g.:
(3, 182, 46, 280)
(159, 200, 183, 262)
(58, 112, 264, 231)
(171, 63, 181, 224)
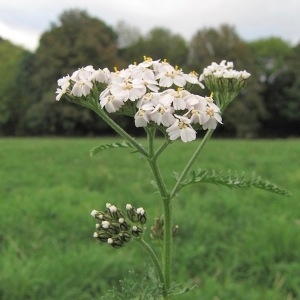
(131, 225, 143, 237)
(119, 232, 132, 243)
(150, 217, 164, 240)
(97, 231, 112, 242)
(137, 207, 147, 224)
(119, 218, 130, 231)
(126, 205, 138, 222)
(108, 237, 124, 249)
(107, 223, 120, 235)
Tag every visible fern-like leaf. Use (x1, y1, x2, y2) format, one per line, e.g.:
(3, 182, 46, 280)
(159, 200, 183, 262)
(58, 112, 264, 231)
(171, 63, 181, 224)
(174, 169, 291, 196)
(90, 141, 135, 157)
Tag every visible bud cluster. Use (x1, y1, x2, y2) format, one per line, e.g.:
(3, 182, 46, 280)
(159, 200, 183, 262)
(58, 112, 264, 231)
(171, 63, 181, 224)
(199, 60, 251, 108)
(91, 203, 147, 248)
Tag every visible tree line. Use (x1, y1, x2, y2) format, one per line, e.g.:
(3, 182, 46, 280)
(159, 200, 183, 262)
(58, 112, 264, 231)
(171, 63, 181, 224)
(0, 9, 299, 138)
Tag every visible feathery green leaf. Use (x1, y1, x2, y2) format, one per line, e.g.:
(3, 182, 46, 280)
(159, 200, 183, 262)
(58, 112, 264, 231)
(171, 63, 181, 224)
(174, 169, 291, 196)
(90, 141, 135, 157)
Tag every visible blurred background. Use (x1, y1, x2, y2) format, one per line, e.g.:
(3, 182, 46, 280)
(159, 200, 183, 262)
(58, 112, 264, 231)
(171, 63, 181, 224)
(0, 0, 299, 138)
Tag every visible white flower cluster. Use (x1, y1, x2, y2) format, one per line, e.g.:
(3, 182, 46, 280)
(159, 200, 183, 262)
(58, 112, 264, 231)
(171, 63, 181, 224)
(199, 60, 251, 81)
(56, 57, 223, 142)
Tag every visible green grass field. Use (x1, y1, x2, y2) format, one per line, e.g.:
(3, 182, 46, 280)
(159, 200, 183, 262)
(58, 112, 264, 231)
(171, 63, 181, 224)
(0, 138, 299, 300)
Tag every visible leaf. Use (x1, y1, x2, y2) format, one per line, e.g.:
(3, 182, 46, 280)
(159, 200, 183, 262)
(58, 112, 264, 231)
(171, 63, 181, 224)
(175, 169, 291, 197)
(90, 140, 135, 157)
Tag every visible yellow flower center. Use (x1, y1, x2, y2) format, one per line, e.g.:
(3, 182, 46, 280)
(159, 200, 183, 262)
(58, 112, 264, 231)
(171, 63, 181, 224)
(206, 107, 214, 117)
(178, 121, 187, 129)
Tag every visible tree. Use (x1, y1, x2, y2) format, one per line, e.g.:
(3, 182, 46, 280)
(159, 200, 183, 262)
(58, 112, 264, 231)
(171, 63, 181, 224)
(188, 25, 266, 137)
(0, 38, 32, 135)
(260, 43, 300, 136)
(248, 37, 291, 83)
(22, 9, 124, 135)
(119, 27, 188, 67)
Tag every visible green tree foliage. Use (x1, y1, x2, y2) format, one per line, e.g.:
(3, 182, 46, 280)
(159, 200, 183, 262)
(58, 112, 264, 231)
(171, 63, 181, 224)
(260, 43, 300, 136)
(119, 27, 188, 67)
(188, 25, 266, 137)
(0, 38, 30, 135)
(21, 9, 124, 135)
(248, 37, 291, 83)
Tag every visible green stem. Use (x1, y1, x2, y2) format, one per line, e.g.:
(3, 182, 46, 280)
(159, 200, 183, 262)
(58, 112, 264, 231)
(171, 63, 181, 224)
(146, 128, 172, 295)
(89, 103, 149, 157)
(136, 238, 167, 297)
(162, 197, 172, 293)
(146, 129, 169, 200)
(170, 129, 214, 199)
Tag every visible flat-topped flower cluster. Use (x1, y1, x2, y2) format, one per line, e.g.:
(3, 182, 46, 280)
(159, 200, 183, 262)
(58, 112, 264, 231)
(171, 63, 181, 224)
(56, 57, 249, 142)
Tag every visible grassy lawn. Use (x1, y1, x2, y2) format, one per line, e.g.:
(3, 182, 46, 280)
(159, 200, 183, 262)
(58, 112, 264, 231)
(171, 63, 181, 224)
(0, 137, 299, 300)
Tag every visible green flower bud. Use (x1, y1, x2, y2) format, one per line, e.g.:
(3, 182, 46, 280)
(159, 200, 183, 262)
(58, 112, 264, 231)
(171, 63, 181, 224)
(131, 225, 143, 237)
(97, 231, 112, 242)
(126, 205, 138, 222)
(137, 208, 147, 224)
(119, 232, 131, 243)
(108, 237, 124, 249)
(119, 218, 130, 231)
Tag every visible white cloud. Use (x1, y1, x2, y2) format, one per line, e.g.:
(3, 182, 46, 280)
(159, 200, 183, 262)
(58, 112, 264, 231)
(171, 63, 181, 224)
(0, 20, 39, 51)
(0, 0, 299, 51)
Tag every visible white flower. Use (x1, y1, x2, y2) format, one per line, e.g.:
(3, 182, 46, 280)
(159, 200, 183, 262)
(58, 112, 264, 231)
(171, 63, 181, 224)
(200, 104, 223, 130)
(169, 88, 190, 110)
(71, 65, 95, 81)
(186, 100, 207, 125)
(106, 203, 112, 208)
(110, 79, 146, 102)
(185, 94, 204, 110)
(71, 79, 93, 97)
(93, 232, 99, 238)
(57, 75, 71, 90)
(132, 226, 138, 232)
(107, 238, 114, 244)
(100, 93, 124, 113)
(240, 70, 251, 79)
(151, 93, 175, 126)
(184, 71, 204, 88)
(56, 75, 71, 100)
(89, 67, 111, 83)
(138, 56, 160, 68)
(166, 115, 196, 142)
(156, 65, 186, 87)
(118, 218, 125, 224)
(55, 88, 66, 101)
(134, 103, 153, 127)
(130, 64, 159, 92)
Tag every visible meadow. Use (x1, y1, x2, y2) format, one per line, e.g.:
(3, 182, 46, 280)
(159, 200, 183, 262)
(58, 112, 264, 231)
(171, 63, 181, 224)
(0, 137, 299, 300)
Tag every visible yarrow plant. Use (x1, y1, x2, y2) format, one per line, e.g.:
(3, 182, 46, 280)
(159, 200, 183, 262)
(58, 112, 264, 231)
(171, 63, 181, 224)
(56, 56, 289, 299)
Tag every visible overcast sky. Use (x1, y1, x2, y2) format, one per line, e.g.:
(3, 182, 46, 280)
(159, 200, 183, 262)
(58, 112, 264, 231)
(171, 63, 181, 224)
(0, 0, 299, 51)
